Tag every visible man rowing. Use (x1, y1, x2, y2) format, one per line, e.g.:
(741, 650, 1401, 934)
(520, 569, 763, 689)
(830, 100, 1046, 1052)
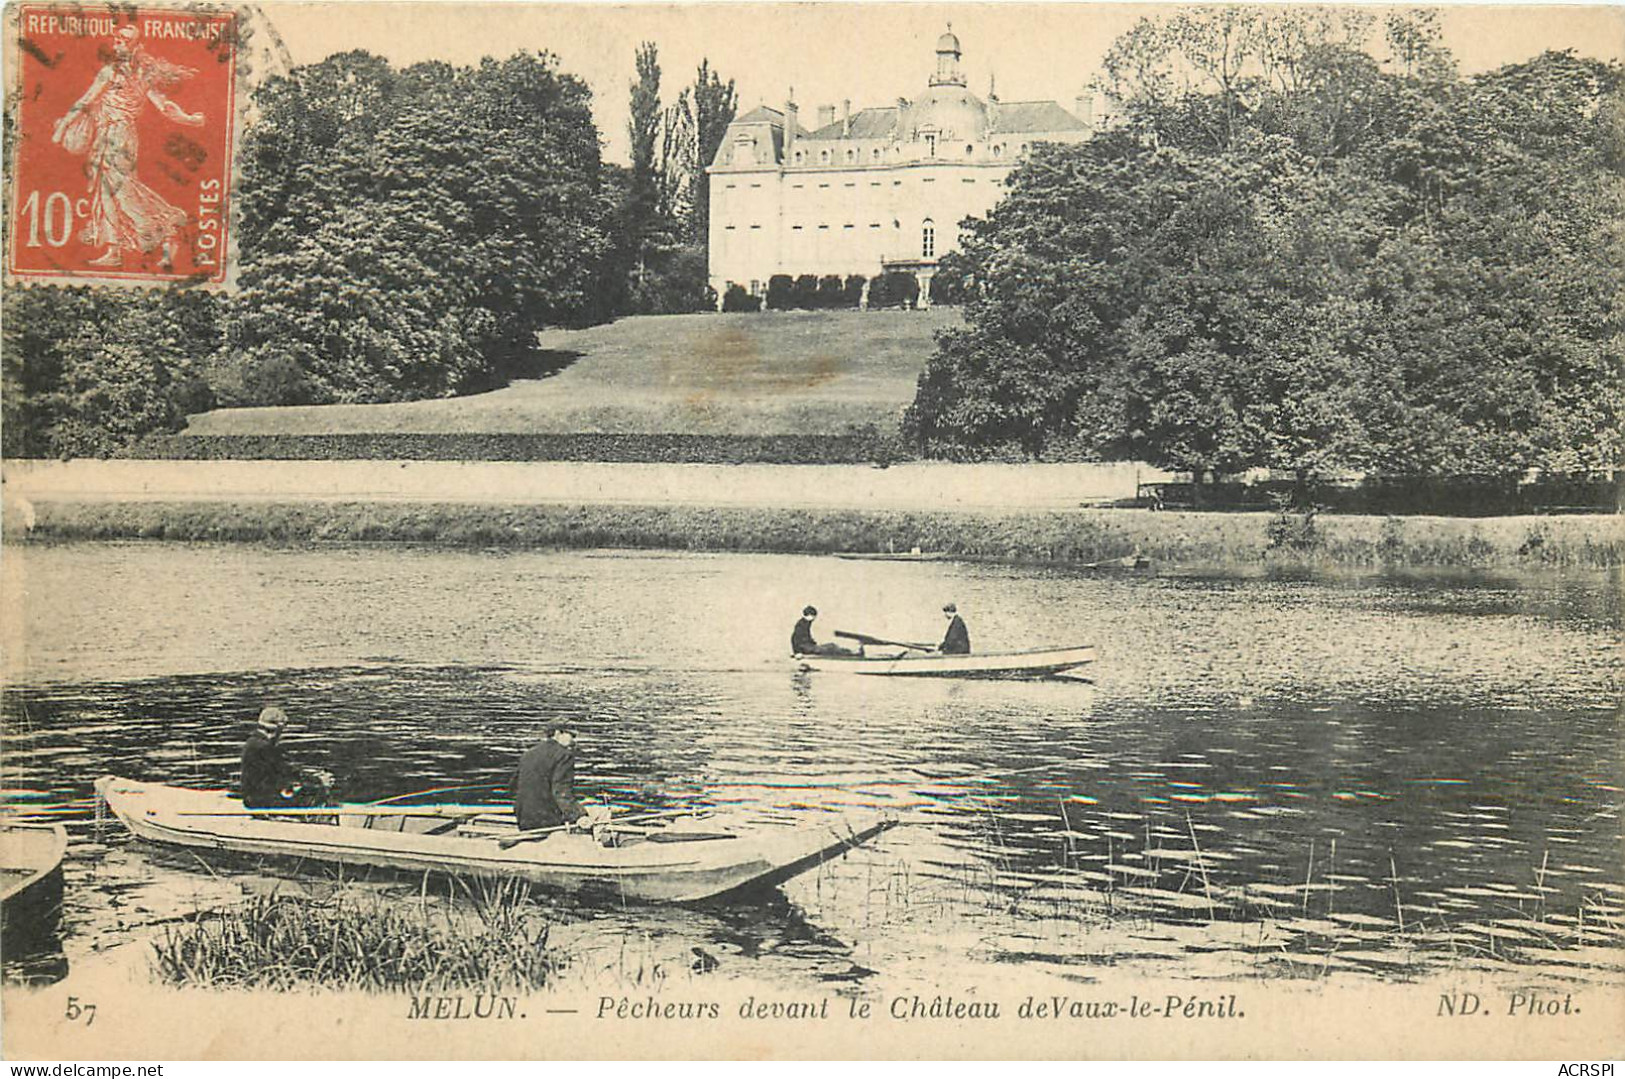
(240, 706, 334, 809)
(791, 605, 859, 657)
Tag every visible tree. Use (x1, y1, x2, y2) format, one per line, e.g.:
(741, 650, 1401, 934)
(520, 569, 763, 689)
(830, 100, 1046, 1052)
(3, 287, 221, 456)
(619, 47, 736, 312)
(227, 50, 613, 405)
(907, 14, 1624, 480)
(687, 61, 738, 248)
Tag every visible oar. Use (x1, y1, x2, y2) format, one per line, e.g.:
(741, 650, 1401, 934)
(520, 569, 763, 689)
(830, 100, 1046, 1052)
(497, 807, 707, 850)
(834, 630, 936, 651)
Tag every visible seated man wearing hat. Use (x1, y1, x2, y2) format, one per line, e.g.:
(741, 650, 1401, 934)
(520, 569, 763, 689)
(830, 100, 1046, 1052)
(790, 605, 858, 657)
(240, 706, 334, 809)
(938, 603, 971, 655)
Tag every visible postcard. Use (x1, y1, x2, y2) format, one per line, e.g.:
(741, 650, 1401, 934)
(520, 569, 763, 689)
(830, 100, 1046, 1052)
(2, 1, 1621, 1061)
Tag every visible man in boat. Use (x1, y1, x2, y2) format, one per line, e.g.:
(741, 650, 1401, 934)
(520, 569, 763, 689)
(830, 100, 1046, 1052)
(791, 606, 859, 657)
(240, 706, 334, 809)
(938, 603, 971, 655)
(514, 721, 608, 834)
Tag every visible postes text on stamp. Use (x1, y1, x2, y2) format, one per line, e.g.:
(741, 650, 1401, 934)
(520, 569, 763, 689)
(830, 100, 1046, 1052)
(9, 4, 238, 286)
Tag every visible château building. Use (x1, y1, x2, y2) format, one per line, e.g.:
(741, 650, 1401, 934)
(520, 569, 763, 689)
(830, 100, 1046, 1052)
(706, 27, 1098, 306)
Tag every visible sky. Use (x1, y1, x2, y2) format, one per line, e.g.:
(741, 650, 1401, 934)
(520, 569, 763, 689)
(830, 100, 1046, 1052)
(260, 2, 1625, 162)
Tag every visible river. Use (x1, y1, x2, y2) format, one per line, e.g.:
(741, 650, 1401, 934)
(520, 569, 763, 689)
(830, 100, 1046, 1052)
(2, 542, 1620, 991)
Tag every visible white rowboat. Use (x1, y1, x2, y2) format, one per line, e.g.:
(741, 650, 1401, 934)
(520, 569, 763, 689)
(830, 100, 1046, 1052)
(794, 644, 1096, 680)
(95, 777, 891, 904)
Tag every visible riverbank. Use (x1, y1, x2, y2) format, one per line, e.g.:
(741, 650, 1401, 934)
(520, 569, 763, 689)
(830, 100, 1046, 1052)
(9, 497, 1620, 568)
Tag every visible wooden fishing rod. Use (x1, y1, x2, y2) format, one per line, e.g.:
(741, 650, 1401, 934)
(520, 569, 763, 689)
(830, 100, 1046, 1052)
(496, 807, 708, 850)
(176, 804, 496, 819)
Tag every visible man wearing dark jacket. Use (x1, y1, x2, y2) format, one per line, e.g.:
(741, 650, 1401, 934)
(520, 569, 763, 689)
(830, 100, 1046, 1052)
(513, 722, 587, 832)
(241, 706, 332, 808)
(939, 603, 971, 655)
(791, 605, 858, 657)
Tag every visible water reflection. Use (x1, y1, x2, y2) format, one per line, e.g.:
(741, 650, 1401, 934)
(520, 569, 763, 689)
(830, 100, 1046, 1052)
(1, 544, 1621, 988)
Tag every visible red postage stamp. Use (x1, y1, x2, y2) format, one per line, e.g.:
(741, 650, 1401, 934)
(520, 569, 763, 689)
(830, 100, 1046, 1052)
(8, 4, 238, 286)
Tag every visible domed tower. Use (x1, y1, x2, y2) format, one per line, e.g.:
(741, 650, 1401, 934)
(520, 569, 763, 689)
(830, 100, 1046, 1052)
(931, 24, 966, 88)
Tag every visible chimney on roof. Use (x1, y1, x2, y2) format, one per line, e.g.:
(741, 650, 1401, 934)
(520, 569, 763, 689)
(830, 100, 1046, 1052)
(842, 99, 851, 137)
(818, 104, 836, 129)
(786, 95, 798, 158)
(1075, 91, 1095, 129)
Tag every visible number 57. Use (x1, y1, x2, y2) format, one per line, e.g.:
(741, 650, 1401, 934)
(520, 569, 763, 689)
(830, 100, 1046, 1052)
(65, 996, 96, 1025)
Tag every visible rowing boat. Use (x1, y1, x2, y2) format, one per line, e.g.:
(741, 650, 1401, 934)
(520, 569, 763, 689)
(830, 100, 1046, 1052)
(794, 644, 1096, 680)
(1, 823, 68, 949)
(94, 777, 891, 904)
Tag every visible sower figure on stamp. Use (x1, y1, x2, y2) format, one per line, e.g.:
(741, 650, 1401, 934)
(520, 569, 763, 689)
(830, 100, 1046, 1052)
(240, 706, 334, 809)
(52, 24, 204, 269)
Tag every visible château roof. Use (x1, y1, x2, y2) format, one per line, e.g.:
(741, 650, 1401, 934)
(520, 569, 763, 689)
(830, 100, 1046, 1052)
(734, 104, 812, 136)
(989, 100, 1089, 134)
(800, 99, 1086, 142)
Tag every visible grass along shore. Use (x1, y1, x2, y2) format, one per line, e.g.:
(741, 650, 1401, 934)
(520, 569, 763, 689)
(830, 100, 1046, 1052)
(10, 498, 1620, 568)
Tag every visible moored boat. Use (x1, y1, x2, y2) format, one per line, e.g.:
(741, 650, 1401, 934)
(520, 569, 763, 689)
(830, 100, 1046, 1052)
(794, 644, 1096, 680)
(94, 778, 891, 904)
(1, 823, 68, 950)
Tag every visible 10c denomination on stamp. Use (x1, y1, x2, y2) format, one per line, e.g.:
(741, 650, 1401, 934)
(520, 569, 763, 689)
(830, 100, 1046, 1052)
(9, 4, 238, 286)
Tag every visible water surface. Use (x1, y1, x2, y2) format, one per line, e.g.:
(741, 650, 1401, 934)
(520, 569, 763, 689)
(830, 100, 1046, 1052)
(3, 543, 1620, 989)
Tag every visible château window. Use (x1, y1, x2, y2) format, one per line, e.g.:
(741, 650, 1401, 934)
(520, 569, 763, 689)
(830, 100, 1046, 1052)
(794, 150, 805, 164)
(750, 280, 761, 295)
(921, 219, 935, 259)
(846, 149, 856, 163)
(871, 148, 882, 162)
(993, 144, 1003, 158)
(923, 133, 937, 157)
(820, 149, 830, 164)
(965, 144, 974, 157)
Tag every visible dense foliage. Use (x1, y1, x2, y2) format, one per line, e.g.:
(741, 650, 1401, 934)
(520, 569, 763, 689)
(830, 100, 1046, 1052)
(221, 51, 613, 406)
(5, 47, 739, 454)
(619, 46, 737, 314)
(904, 10, 1624, 478)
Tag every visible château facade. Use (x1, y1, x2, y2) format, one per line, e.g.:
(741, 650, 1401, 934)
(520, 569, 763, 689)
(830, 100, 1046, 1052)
(706, 28, 1097, 306)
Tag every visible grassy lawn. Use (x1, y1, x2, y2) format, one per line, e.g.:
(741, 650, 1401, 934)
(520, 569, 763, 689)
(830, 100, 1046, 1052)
(185, 309, 959, 437)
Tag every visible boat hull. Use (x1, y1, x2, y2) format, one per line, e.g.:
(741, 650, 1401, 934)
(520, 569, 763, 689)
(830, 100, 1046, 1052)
(1, 824, 68, 951)
(94, 778, 889, 904)
(794, 644, 1096, 680)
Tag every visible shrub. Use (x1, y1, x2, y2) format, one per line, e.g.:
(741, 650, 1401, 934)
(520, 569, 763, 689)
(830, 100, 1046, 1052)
(765, 274, 795, 310)
(791, 274, 820, 309)
(844, 275, 867, 308)
(720, 284, 756, 312)
(869, 271, 919, 309)
(816, 274, 847, 309)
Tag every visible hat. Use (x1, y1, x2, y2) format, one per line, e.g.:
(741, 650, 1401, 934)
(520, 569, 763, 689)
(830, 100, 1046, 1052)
(803, 605, 818, 616)
(942, 603, 957, 613)
(256, 706, 288, 734)
(546, 718, 578, 738)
